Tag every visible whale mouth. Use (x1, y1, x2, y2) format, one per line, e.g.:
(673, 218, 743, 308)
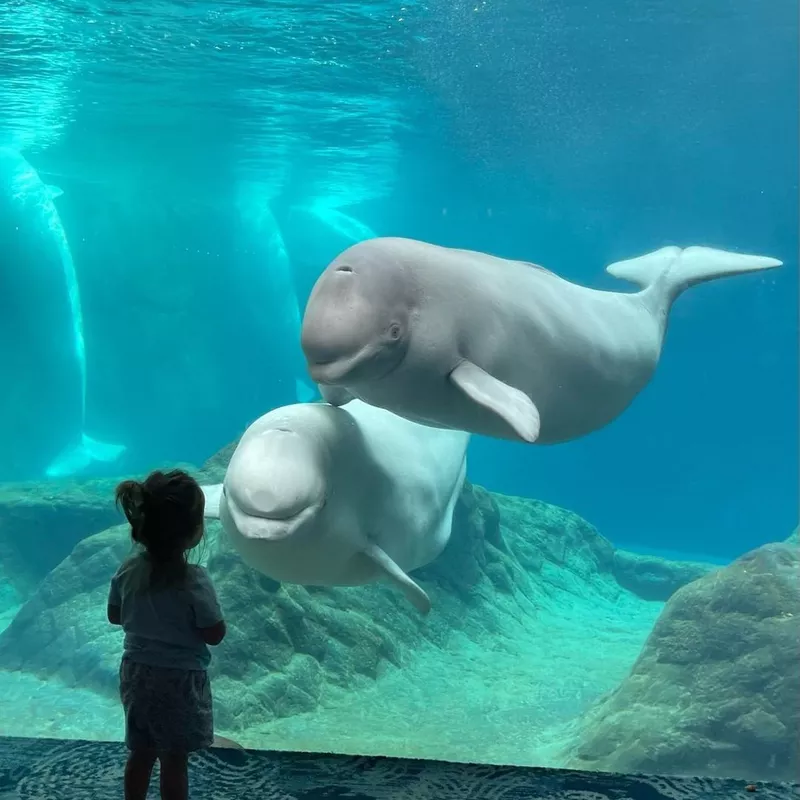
(307, 359, 354, 385)
(306, 341, 385, 385)
(222, 427, 326, 541)
(223, 492, 322, 542)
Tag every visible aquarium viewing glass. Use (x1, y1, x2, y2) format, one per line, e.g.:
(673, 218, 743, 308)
(0, 0, 797, 785)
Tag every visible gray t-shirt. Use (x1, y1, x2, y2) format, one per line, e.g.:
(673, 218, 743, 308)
(108, 556, 223, 671)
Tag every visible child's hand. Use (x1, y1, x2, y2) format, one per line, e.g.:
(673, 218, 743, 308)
(197, 619, 226, 646)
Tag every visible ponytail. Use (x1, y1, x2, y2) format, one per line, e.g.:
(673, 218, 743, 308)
(115, 479, 146, 537)
(115, 469, 204, 588)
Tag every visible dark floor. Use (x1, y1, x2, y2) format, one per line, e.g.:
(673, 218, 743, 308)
(0, 735, 796, 799)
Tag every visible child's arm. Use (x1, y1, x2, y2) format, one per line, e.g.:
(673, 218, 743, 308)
(198, 619, 227, 646)
(107, 571, 122, 626)
(191, 568, 227, 646)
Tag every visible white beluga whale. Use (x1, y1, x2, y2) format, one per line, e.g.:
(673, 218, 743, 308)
(201, 398, 470, 614)
(235, 181, 316, 403)
(0, 147, 126, 477)
(300, 237, 783, 444)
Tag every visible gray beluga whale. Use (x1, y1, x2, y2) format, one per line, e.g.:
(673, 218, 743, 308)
(0, 147, 126, 477)
(300, 237, 783, 444)
(201, 398, 470, 614)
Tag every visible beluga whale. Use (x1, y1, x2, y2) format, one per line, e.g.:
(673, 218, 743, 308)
(300, 237, 783, 444)
(0, 147, 126, 477)
(201, 398, 470, 614)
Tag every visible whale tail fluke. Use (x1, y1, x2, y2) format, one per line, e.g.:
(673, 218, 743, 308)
(45, 432, 126, 478)
(606, 246, 782, 311)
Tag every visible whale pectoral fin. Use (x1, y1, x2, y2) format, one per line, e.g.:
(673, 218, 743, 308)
(319, 384, 354, 407)
(363, 542, 431, 616)
(201, 484, 224, 519)
(450, 360, 541, 443)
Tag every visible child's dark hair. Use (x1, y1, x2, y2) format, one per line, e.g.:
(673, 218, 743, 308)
(115, 469, 205, 586)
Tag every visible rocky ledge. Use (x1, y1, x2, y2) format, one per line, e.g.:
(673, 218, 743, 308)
(0, 483, 630, 724)
(560, 533, 799, 782)
(0, 461, 197, 597)
(0, 438, 709, 735)
(0, 442, 794, 780)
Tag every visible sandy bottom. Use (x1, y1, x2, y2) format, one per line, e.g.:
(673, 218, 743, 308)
(0, 580, 661, 766)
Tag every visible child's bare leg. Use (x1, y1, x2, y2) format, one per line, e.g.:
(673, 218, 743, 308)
(159, 752, 189, 800)
(124, 749, 156, 800)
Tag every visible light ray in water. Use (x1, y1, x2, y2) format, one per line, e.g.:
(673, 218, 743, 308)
(0, 147, 126, 478)
(236, 180, 317, 403)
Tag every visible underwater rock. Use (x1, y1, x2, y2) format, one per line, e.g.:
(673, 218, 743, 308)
(0, 478, 121, 597)
(0, 438, 724, 735)
(0, 482, 513, 714)
(0, 478, 633, 731)
(0, 462, 198, 600)
(0, 524, 131, 689)
(562, 537, 800, 782)
(611, 549, 716, 602)
(195, 444, 236, 484)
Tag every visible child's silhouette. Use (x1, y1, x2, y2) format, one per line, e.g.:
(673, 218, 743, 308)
(108, 469, 227, 800)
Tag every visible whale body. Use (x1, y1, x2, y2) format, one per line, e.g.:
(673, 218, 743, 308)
(202, 399, 470, 613)
(301, 237, 783, 444)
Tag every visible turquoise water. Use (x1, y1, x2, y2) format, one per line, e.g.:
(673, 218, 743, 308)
(0, 0, 797, 783)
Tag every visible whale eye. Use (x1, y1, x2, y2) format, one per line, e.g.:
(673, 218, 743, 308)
(336, 265, 353, 273)
(389, 323, 401, 340)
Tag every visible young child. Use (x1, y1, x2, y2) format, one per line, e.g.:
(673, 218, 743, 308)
(107, 468, 227, 800)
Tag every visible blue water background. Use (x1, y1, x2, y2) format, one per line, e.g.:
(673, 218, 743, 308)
(0, 0, 797, 561)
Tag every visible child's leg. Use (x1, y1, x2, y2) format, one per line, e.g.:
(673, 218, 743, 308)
(158, 752, 189, 800)
(124, 749, 156, 800)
